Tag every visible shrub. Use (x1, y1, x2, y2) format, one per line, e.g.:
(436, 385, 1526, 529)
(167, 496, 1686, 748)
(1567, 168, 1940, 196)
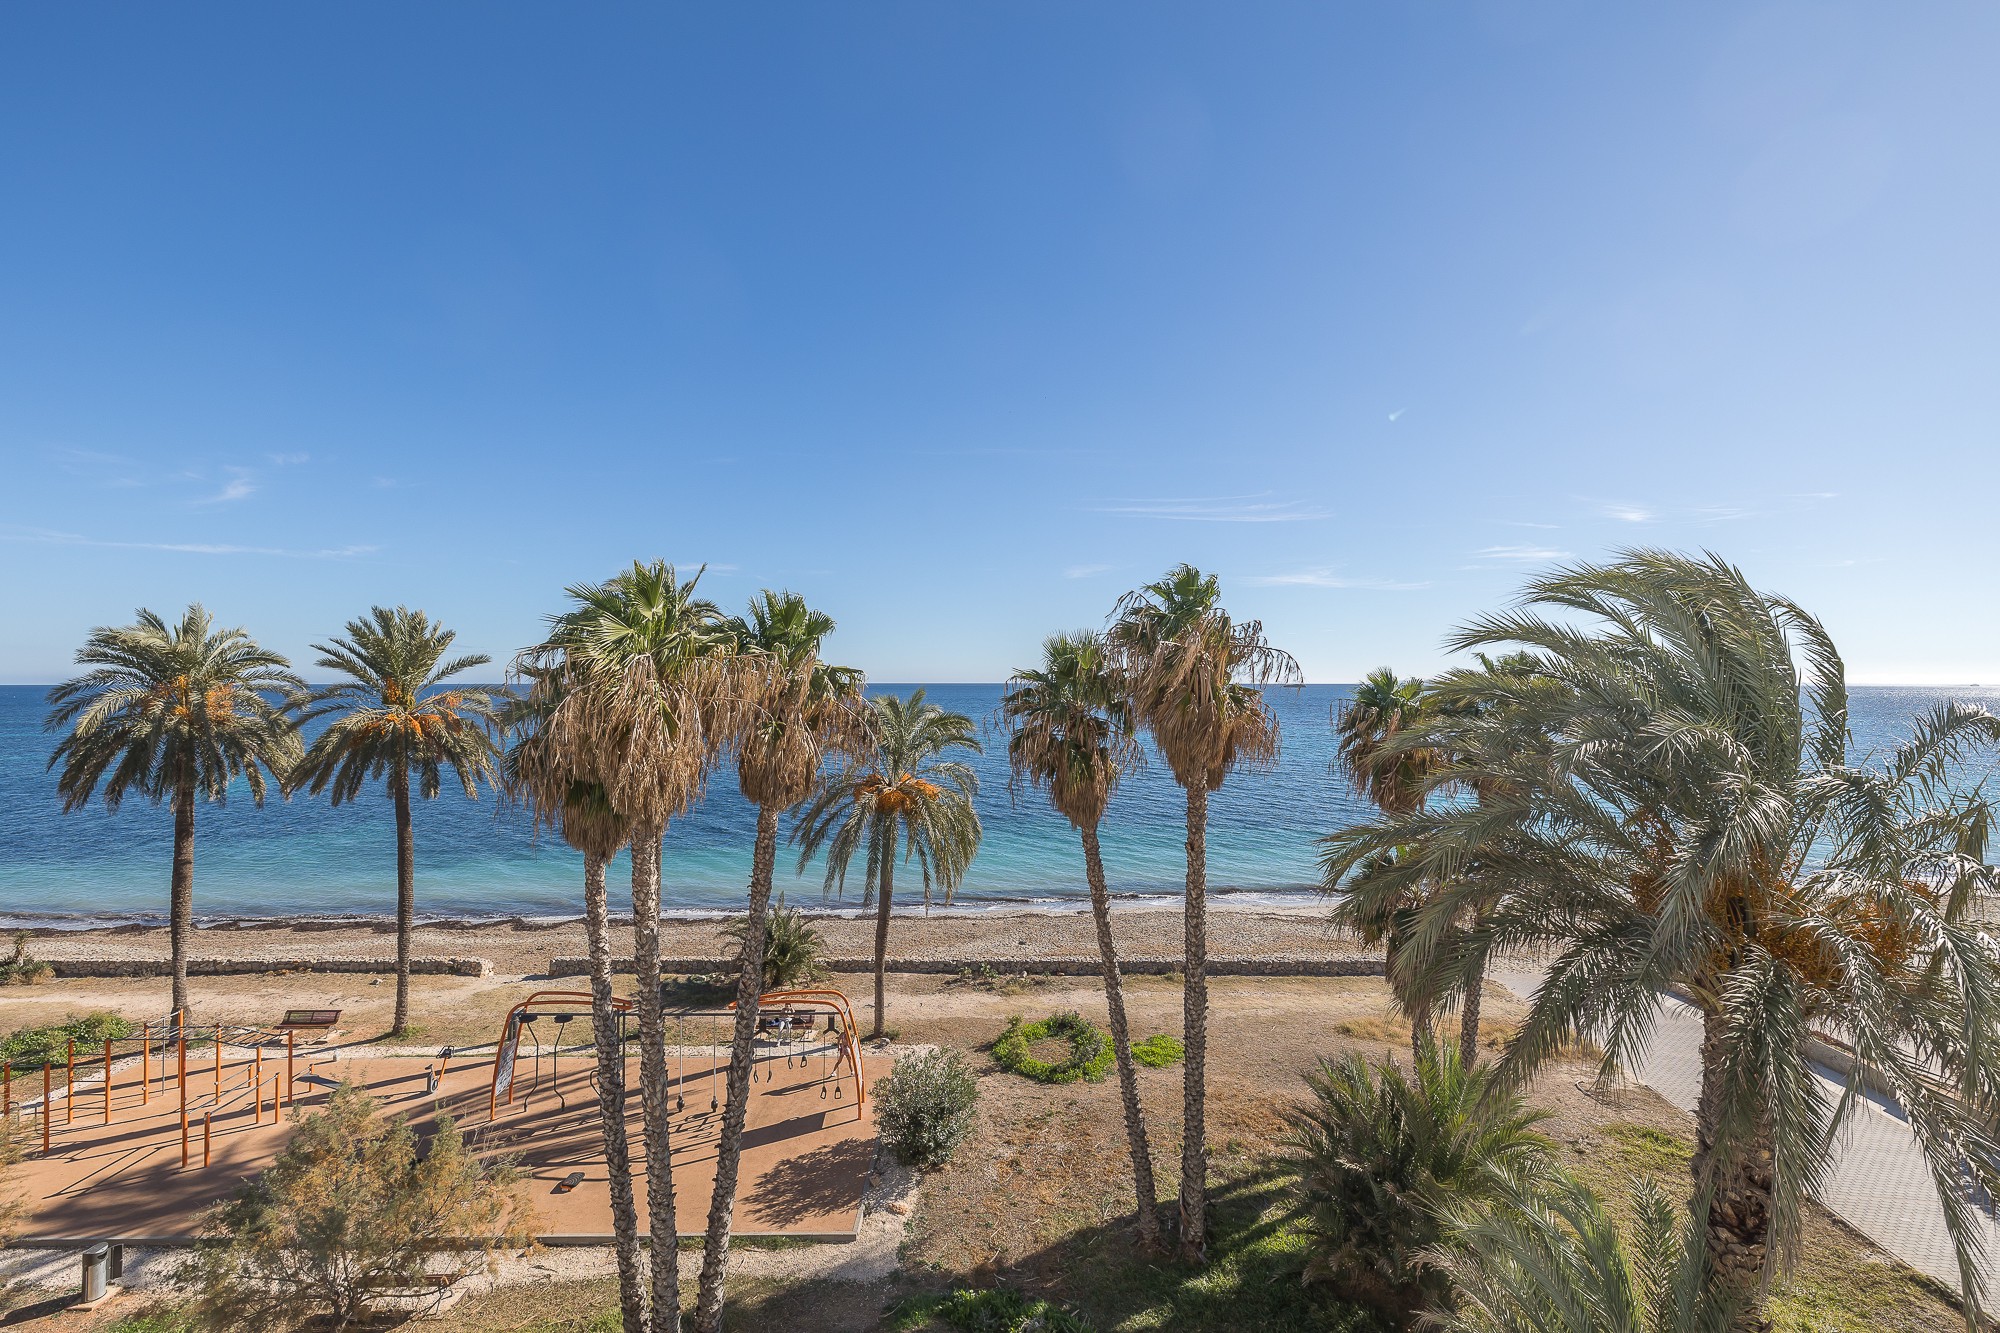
(191, 1082, 527, 1331)
(890, 1285, 1096, 1333)
(728, 894, 829, 990)
(991, 1012, 1113, 1084)
(1283, 1041, 1552, 1325)
(0, 1012, 133, 1071)
(1130, 1034, 1184, 1068)
(874, 1048, 979, 1169)
(0, 932, 53, 986)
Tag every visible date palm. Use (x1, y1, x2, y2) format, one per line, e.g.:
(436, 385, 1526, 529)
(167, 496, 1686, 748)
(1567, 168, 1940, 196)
(794, 690, 981, 1040)
(525, 560, 745, 1333)
(292, 607, 500, 1036)
(1107, 564, 1297, 1262)
(1323, 551, 2000, 1329)
(1002, 630, 1161, 1247)
(502, 670, 646, 1333)
(45, 606, 302, 1018)
(693, 591, 864, 1333)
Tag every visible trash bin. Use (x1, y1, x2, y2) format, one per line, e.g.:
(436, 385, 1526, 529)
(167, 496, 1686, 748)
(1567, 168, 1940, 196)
(108, 1243, 125, 1281)
(80, 1243, 109, 1303)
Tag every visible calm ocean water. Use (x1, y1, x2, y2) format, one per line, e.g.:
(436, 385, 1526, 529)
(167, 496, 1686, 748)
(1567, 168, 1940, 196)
(3, 684, 1997, 927)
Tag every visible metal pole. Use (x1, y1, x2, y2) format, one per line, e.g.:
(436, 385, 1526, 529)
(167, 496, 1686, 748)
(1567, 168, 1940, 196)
(203, 1111, 211, 1166)
(103, 1038, 112, 1125)
(65, 1040, 75, 1123)
(180, 1104, 189, 1168)
(42, 1064, 51, 1154)
(178, 1031, 187, 1102)
(213, 1029, 221, 1104)
(141, 1023, 150, 1105)
(286, 1030, 295, 1107)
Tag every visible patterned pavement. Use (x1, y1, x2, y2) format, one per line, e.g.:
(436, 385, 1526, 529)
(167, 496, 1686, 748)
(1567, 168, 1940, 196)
(1490, 967, 2000, 1299)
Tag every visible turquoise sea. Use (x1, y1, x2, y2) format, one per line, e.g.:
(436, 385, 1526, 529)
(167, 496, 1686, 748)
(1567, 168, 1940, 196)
(3, 684, 1997, 926)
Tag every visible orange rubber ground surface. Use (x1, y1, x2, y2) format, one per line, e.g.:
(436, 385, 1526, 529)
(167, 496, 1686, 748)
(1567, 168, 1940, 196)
(4, 1041, 884, 1242)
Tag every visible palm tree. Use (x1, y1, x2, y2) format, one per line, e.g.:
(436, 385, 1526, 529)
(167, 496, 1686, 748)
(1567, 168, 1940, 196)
(503, 667, 646, 1333)
(1283, 1040, 1553, 1328)
(692, 591, 864, 1333)
(794, 690, 981, 1040)
(1323, 551, 2000, 1328)
(45, 606, 302, 1018)
(1001, 630, 1161, 1248)
(1332, 668, 1442, 1059)
(527, 561, 745, 1333)
(1107, 564, 1298, 1263)
(291, 607, 500, 1036)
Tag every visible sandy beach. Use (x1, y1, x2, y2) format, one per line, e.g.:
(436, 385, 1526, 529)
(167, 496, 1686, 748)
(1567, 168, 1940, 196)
(16, 900, 1369, 978)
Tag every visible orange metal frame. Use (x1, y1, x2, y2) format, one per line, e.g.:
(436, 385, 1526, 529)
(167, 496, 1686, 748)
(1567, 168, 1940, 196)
(488, 990, 633, 1118)
(738, 988, 867, 1108)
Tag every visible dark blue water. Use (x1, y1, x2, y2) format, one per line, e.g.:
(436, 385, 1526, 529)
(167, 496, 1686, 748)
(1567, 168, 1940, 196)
(2, 684, 1995, 926)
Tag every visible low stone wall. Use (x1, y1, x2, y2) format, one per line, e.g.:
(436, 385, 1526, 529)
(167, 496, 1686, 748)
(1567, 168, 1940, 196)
(49, 957, 493, 979)
(547, 955, 1383, 979)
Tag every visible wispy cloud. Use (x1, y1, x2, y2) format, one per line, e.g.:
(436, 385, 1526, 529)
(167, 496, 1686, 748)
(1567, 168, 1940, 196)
(1064, 563, 1113, 579)
(50, 447, 148, 489)
(1387, 408, 1405, 423)
(1505, 520, 1560, 530)
(1600, 502, 1654, 523)
(1243, 567, 1430, 591)
(1693, 504, 1754, 523)
(1474, 544, 1572, 563)
(195, 467, 256, 505)
(0, 526, 376, 560)
(266, 451, 310, 466)
(1093, 493, 1329, 523)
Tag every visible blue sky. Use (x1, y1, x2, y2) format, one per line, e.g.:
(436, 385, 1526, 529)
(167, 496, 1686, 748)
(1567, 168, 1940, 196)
(3, 4, 1997, 684)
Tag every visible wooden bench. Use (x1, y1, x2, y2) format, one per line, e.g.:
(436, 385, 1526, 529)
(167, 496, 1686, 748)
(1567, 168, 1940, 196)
(276, 1009, 342, 1041)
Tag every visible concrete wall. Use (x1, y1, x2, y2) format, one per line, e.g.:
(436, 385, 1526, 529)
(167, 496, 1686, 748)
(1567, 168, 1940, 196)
(48, 957, 493, 979)
(546, 955, 1383, 979)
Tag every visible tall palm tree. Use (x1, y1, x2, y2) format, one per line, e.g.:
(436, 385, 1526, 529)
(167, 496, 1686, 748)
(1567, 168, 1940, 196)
(1107, 565, 1298, 1262)
(45, 606, 302, 1018)
(1323, 551, 2000, 1328)
(1332, 668, 1441, 1059)
(502, 680, 647, 1333)
(1001, 630, 1161, 1248)
(292, 607, 500, 1036)
(692, 591, 865, 1333)
(527, 561, 745, 1333)
(794, 690, 981, 1040)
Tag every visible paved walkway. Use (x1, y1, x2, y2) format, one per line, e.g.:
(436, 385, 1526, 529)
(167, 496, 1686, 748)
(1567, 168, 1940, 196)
(1490, 968, 1999, 1298)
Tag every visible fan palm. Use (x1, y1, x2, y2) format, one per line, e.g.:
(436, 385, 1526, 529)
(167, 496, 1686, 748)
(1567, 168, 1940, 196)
(1107, 564, 1297, 1262)
(1001, 630, 1161, 1247)
(45, 606, 302, 1017)
(291, 607, 500, 1036)
(692, 590, 864, 1333)
(499, 670, 647, 1333)
(523, 560, 745, 1333)
(1322, 551, 2000, 1328)
(1283, 1040, 1553, 1328)
(794, 690, 981, 1040)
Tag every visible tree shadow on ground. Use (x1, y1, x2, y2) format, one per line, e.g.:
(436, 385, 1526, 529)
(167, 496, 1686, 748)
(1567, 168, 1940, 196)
(907, 1162, 1384, 1333)
(747, 1136, 876, 1230)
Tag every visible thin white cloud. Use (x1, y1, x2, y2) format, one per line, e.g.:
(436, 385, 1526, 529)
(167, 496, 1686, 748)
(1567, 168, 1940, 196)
(1505, 521, 1560, 530)
(267, 451, 310, 466)
(1387, 409, 1405, 422)
(1475, 545, 1572, 563)
(1694, 504, 1755, 523)
(1064, 563, 1113, 579)
(1601, 503, 1654, 523)
(1243, 568, 1430, 591)
(195, 468, 256, 505)
(1093, 493, 1329, 523)
(0, 526, 376, 560)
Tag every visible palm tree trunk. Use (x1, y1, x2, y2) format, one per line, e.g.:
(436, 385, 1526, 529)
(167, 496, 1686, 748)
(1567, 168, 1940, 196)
(585, 850, 648, 1333)
(1456, 952, 1485, 1070)
(1694, 1006, 1775, 1333)
(170, 782, 196, 1020)
(631, 833, 680, 1332)
(871, 843, 895, 1040)
(391, 769, 416, 1036)
(1179, 778, 1209, 1263)
(1080, 822, 1160, 1249)
(692, 804, 781, 1333)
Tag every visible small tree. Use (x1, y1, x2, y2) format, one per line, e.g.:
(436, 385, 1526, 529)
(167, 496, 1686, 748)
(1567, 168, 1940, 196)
(874, 1048, 980, 1169)
(1283, 1042, 1551, 1328)
(193, 1083, 525, 1331)
(723, 894, 828, 991)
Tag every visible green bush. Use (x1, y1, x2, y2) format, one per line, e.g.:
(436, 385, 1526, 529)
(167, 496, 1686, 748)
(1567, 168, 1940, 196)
(0, 932, 53, 986)
(0, 1012, 133, 1072)
(890, 1286, 1096, 1333)
(991, 1012, 1113, 1084)
(874, 1048, 980, 1169)
(1130, 1034, 1184, 1068)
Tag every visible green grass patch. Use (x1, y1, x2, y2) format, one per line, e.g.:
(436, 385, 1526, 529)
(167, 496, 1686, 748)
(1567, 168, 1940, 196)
(0, 1012, 133, 1072)
(1130, 1035, 1184, 1069)
(104, 1305, 196, 1333)
(992, 1013, 1114, 1084)
(1603, 1122, 1692, 1177)
(889, 1286, 1096, 1333)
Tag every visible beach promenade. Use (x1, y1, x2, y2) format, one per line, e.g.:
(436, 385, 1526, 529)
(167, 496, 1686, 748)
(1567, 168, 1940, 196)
(1494, 967, 1999, 1299)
